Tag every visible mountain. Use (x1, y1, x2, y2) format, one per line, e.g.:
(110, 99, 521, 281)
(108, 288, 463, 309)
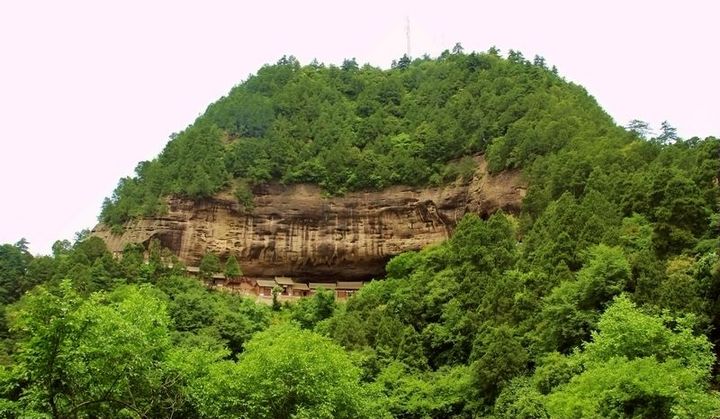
(94, 48, 621, 273)
(2, 47, 719, 417)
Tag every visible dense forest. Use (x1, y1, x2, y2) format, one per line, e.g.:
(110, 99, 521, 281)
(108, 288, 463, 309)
(0, 47, 718, 417)
(99, 46, 617, 227)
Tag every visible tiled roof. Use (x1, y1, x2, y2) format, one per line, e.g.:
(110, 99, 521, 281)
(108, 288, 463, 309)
(275, 276, 294, 285)
(256, 279, 277, 288)
(309, 282, 337, 290)
(336, 281, 363, 290)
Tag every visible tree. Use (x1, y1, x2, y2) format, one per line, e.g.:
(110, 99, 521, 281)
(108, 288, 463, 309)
(656, 256, 707, 317)
(0, 243, 31, 304)
(224, 254, 242, 278)
(291, 287, 337, 329)
(394, 54, 411, 70)
(192, 324, 383, 418)
(271, 285, 282, 311)
(657, 120, 679, 144)
(51, 239, 72, 257)
(14, 238, 29, 253)
(198, 252, 220, 280)
(158, 275, 269, 356)
(470, 326, 529, 405)
(627, 119, 652, 139)
(341, 58, 359, 71)
(2, 282, 182, 418)
(653, 172, 710, 255)
(147, 238, 163, 269)
(494, 378, 549, 419)
(372, 363, 472, 418)
(233, 179, 254, 211)
(534, 245, 631, 353)
(449, 213, 517, 273)
(73, 229, 90, 244)
(507, 49, 526, 64)
(544, 295, 720, 418)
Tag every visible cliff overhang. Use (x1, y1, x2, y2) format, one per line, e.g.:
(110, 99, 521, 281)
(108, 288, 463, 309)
(92, 156, 525, 280)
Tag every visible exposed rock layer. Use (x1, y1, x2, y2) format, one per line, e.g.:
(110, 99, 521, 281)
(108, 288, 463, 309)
(92, 157, 525, 280)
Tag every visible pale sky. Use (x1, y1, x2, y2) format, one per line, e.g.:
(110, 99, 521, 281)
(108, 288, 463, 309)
(1, 0, 718, 255)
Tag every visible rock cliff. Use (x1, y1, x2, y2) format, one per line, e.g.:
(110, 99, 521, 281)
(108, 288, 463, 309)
(92, 157, 525, 280)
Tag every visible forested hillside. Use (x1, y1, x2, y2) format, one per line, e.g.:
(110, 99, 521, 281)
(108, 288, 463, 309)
(100, 47, 618, 226)
(0, 48, 718, 417)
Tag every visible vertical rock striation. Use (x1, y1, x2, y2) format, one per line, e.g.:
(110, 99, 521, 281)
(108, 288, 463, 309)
(92, 157, 525, 280)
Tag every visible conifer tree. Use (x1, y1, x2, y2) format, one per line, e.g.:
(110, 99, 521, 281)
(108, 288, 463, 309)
(199, 251, 220, 280)
(225, 254, 242, 278)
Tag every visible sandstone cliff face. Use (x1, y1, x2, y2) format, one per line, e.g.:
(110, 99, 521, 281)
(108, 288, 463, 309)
(92, 157, 525, 280)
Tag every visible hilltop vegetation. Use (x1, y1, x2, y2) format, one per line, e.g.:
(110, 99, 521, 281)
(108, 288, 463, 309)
(0, 48, 717, 417)
(100, 47, 618, 226)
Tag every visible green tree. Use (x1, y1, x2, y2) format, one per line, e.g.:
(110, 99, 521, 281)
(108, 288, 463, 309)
(2, 282, 179, 417)
(0, 242, 33, 304)
(198, 252, 220, 280)
(372, 363, 472, 418)
(626, 119, 652, 139)
(470, 326, 529, 406)
(452, 42, 464, 54)
(494, 377, 549, 419)
(158, 275, 269, 356)
(224, 254, 242, 278)
(271, 285, 282, 311)
(233, 179, 255, 211)
(192, 324, 384, 418)
(291, 287, 337, 329)
(534, 245, 631, 353)
(14, 238, 29, 253)
(657, 120, 679, 144)
(544, 295, 720, 418)
(51, 239, 72, 258)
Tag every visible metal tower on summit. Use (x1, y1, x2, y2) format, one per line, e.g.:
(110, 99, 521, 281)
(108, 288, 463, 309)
(405, 16, 411, 58)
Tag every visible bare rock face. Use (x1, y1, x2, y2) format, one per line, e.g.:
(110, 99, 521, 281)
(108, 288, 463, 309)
(92, 157, 525, 280)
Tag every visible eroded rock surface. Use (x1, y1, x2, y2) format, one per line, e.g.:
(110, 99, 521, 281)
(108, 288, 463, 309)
(92, 157, 525, 280)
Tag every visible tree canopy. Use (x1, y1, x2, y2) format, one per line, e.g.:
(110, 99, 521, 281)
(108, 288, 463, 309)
(0, 47, 718, 418)
(101, 49, 619, 226)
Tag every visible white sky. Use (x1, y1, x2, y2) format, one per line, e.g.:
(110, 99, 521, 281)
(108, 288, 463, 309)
(1, 0, 718, 255)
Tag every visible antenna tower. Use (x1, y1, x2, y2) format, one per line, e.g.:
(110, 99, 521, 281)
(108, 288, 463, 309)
(405, 17, 411, 58)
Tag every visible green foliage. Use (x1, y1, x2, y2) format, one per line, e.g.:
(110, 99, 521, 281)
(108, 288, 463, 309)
(101, 49, 621, 225)
(3, 47, 719, 419)
(101, 120, 228, 225)
(291, 287, 337, 329)
(233, 179, 255, 211)
(198, 251, 220, 280)
(534, 245, 631, 353)
(544, 295, 720, 418)
(470, 325, 529, 405)
(321, 132, 718, 415)
(224, 254, 242, 278)
(205, 89, 274, 137)
(0, 242, 32, 304)
(3, 281, 176, 417)
(192, 324, 384, 419)
(271, 285, 282, 311)
(372, 362, 472, 418)
(493, 377, 549, 419)
(157, 275, 270, 356)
